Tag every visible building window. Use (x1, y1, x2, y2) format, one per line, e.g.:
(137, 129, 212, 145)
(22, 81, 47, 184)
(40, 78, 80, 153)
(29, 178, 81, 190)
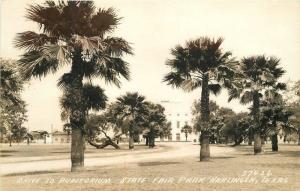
(61, 138, 64, 143)
(185, 121, 188, 125)
(55, 138, 58, 141)
(177, 121, 180, 129)
(177, 113, 180, 116)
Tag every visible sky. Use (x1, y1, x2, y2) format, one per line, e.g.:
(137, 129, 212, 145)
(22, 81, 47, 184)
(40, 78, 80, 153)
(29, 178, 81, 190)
(1, 0, 300, 131)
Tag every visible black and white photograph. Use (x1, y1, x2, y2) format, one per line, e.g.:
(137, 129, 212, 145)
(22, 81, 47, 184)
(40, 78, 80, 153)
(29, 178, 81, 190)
(0, 0, 299, 190)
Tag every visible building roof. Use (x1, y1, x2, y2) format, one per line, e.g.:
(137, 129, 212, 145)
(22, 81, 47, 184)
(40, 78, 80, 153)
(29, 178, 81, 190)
(52, 131, 70, 135)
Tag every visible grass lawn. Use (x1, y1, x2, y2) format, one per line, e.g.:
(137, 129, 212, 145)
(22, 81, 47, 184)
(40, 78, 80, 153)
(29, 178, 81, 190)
(1, 144, 299, 191)
(0, 143, 161, 159)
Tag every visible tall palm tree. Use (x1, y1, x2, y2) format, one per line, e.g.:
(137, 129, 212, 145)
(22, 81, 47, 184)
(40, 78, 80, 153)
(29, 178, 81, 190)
(229, 55, 285, 154)
(163, 37, 236, 161)
(14, 1, 132, 171)
(114, 92, 149, 149)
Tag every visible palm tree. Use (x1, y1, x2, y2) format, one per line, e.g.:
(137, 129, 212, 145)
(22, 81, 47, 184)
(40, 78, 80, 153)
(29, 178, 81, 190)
(163, 37, 236, 161)
(144, 103, 167, 148)
(0, 59, 27, 138)
(181, 125, 193, 141)
(14, 1, 132, 171)
(228, 55, 285, 154)
(0, 59, 24, 108)
(114, 92, 149, 149)
(261, 91, 294, 151)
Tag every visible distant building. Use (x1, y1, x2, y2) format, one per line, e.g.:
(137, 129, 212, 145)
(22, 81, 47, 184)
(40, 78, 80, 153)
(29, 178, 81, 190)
(159, 100, 198, 142)
(29, 130, 51, 144)
(52, 131, 71, 144)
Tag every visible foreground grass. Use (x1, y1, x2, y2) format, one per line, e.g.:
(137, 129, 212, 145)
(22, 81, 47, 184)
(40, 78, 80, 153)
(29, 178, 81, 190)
(0, 143, 151, 158)
(1, 144, 299, 191)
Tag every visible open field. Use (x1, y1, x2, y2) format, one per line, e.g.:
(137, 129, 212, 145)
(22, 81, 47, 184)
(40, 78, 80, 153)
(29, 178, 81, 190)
(1, 143, 299, 191)
(0, 143, 161, 157)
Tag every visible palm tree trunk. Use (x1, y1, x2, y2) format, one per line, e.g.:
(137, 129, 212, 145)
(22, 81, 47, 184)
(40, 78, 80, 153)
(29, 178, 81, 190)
(69, 59, 86, 172)
(129, 128, 134, 149)
(248, 129, 253, 145)
(253, 91, 262, 154)
(129, 136, 134, 149)
(271, 134, 278, 151)
(9, 136, 12, 147)
(149, 137, 155, 148)
(71, 128, 85, 172)
(200, 132, 210, 161)
(148, 129, 155, 148)
(248, 137, 253, 145)
(145, 136, 149, 146)
(254, 133, 262, 154)
(200, 73, 210, 161)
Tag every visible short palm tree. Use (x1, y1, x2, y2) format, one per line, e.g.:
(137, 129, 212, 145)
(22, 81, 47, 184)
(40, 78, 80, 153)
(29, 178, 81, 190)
(260, 90, 293, 151)
(163, 37, 237, 161)
(144, 103, 167, 148)
(14, 1, 132, 171)
(0, 59, 24, 108)
(228, 55, 285, 154)
(181, 124, 193, 141)
(114, 92, 149, 149)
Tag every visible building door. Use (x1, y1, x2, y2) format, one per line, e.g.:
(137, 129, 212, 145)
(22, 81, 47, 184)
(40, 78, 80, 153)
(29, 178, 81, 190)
(176, 133, 180, 141)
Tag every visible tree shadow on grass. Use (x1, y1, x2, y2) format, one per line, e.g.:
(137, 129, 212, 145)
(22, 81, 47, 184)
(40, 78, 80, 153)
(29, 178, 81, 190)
(138, 161, 181, 166)
(194, 156, 235, 162)
(253, 163, 300, 169)
(211, 156, 235, 160)
(3, 170, 61, 177)
(278, 150, 300, 158)
(0, 150, 18, 153)
(0, 154, 12, 157)
(50, 151, 70, 153)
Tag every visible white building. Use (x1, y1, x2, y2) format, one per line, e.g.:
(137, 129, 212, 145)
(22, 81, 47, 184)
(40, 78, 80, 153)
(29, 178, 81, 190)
(159, 100, 198, 142)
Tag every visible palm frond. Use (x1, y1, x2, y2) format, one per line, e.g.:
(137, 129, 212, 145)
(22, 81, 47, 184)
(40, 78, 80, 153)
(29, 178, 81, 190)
(240, 91, 253, 104)
(26, 3, 62, 35)
(82, 84, 107, 111)
(103, 37, 133, 56)
(72, 35, 102, 56)
(18, 44, 69, 79)
(57, 73, 75, 90)
(14, 31, 57, 50)
(90, 7, 121, 36)
(208, 84, 222, 95)
(228, 88, 241, 102)
(182, 78, 202, 92)
(91, 55, 130, 87)
(163, 71, 186, 88)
